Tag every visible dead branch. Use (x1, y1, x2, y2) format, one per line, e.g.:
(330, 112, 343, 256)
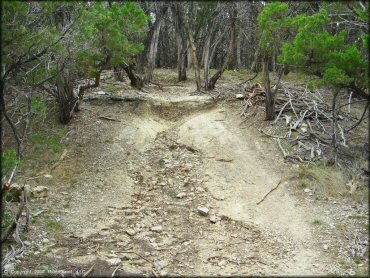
(83, 263, 95, 277)
(98, 116, 121, 122)
(257, 179, 282, 205)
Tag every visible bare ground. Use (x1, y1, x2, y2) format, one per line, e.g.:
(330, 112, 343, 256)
(3, 71, 368, 276)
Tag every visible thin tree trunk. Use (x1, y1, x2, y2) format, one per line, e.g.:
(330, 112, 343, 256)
(251, 46, 260, 73)
(146, 6, 168, 82)
(207, 4, 237, 90)
(173, 4, 187, 81)
(188, 32, 201, 91)
(187, 41, 193, 69)
(263, 52, 275, 121)
(236, 24, 242, 70)
(184, 3, 201, 91)
(203, 31, 213, 90)
(332, 89, 339, 163)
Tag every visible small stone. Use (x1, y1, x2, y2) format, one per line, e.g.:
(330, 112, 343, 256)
(125, 228, 137, 236)
(197, 207, 209, 216)
(176, 192, 186, 199)
(106, 258, 121, 266)
(323, 244, 328, 250)
(210, 215, 220, 224)
(159, 270, 168, 276)
(155, 260, 169, 270)
(236, 94, 244, 99)
(43, 174, 52, 178)
(42, 238, 50, 244)
(150, 226, 162, 233)
(4, 263, 15, 273)
(304, 188, 311, 193)
(24, 241, 31, 246)
(31, 186, 48, 198)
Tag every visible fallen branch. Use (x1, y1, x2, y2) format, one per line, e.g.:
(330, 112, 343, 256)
(239, 72, 258, 85)
(257, 179, 282, 205)
(98, 116, 121, 122)
(111, 265, 120, 277)
(276, 138, 287, 158)
(83, 263, 95, 277)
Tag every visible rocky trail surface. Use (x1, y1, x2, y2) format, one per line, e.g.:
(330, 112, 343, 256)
(6, 78, 368, 276)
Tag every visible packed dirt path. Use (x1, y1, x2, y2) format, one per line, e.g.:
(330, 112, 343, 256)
(11, 77, 367, 276)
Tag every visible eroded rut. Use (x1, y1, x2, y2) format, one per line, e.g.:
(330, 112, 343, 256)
(19, 92, 333, 276)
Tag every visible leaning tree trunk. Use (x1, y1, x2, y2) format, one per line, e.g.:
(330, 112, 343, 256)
(146, 6, 168, 82)
(207, 4, 237, 90)
(262, 52, 275, 121)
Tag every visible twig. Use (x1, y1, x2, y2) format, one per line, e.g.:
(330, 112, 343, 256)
(98, 116, 121, 122)
(276, 138, 287, 158)
(239, 72, 258, 85)
(257, 180, 282, 205)
(215, 158, 233, 162)
(111, 265, 120, 277)
(83, 263, 95, 277)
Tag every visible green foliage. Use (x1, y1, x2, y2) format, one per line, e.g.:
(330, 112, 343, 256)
(1, 212, 15, 236)
(2, 148, 17, 177)
(279, 9, 367, 88)
(30, 132, 65, 153)
(77, 2, 149, 77)
(258, 2, 290, 54)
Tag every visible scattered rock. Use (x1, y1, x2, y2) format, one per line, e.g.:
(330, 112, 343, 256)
(43, 174, 52, 178)
(42, 238, 50, 244)
(236, 94, 244, 99)
(125, 228, 137, 236)
(150, 226, 163, 233)
(210, 215, 221, 224)
(323, 244, 328, 250)
(106, 258, 122, 266)
(304, 188, 311, 193)
(197, 207, 209, 216)
(176, 192, 186, 199)
(154, 260, 169, 270)
(3, 263, 15, 273)
(31, 186, 48, 198)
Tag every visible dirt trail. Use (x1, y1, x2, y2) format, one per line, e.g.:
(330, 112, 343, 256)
(14, 84, 356, 276)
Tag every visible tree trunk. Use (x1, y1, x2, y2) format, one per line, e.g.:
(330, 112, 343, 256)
(187, 41, 193, 69)
(184, 3, 201, 91)
(263, 53, 275, 121)
(56, 76, 76, 124)
(203, 32, 212, 90)
(332, 89, 339, 163)
(113, 66, 125, 82)
(146, 6, 168, 82)
(173, 4, 187, 81)
(251, 47, 260, 73)
(207, 4, 237, 90)
(123, 60, 144, 89)
(188, 32, 201, 91)
(236, 23, 242, 70)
